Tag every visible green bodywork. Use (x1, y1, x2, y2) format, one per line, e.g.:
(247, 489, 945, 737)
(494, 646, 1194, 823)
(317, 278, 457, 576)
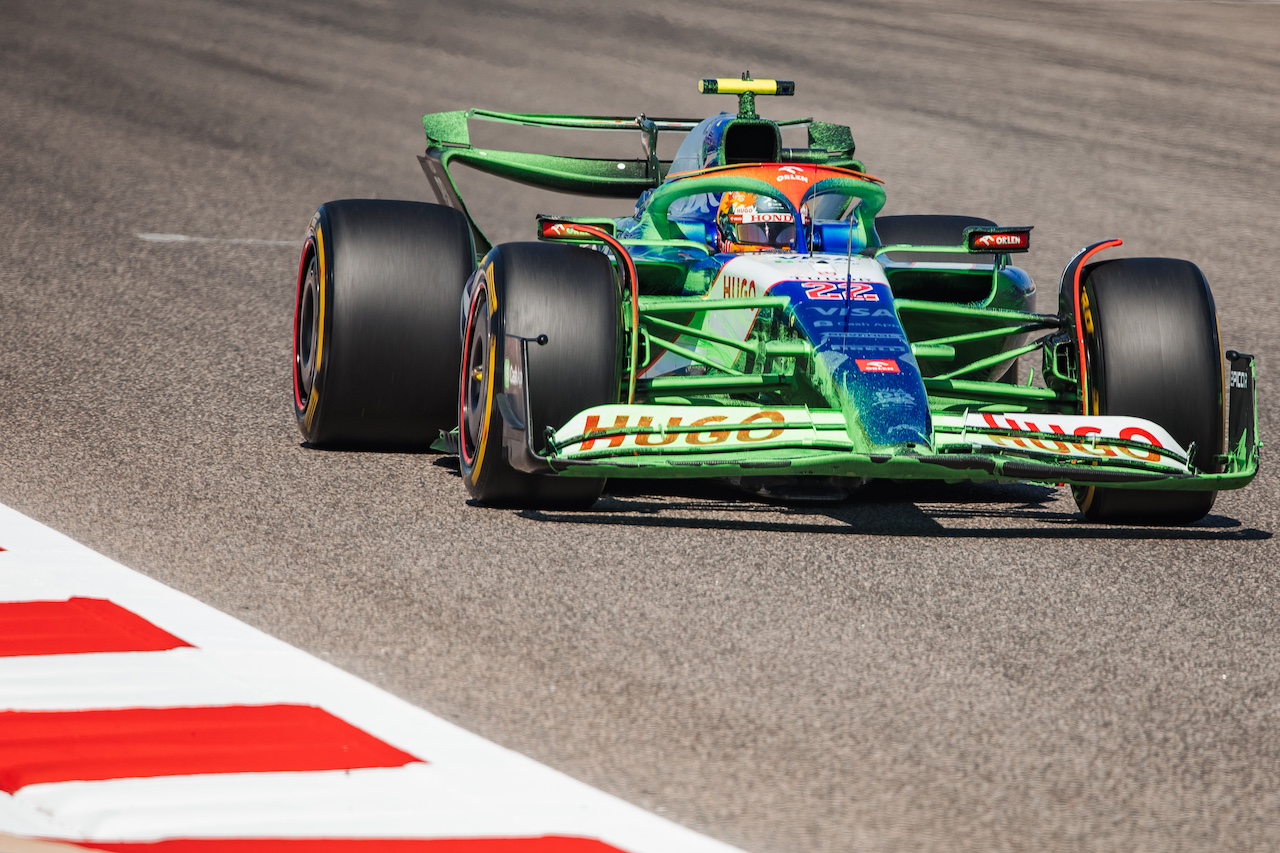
(423, 104, 1260, 493)
(421, 108, 862, 253)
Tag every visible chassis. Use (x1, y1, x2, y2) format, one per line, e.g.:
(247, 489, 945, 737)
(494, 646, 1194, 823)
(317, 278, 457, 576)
(292, 78, 1259, 524)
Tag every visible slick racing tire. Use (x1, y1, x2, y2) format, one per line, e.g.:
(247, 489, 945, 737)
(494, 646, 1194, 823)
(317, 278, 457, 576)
(1073, 257, 1224, 525)
(995, 357, 1021, 386)
(459, 242, 620, 508)
(293, 199, 474, 447)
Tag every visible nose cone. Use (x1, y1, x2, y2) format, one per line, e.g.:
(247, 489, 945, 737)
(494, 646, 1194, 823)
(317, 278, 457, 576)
(766, 260, 931, 450)
(813, 348, 932, 450)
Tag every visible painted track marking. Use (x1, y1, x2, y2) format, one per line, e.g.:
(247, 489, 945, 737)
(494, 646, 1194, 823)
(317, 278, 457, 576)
(135, 234, 295, 246)
(0, 599, 191, 658)
(0, 503, 744, 853)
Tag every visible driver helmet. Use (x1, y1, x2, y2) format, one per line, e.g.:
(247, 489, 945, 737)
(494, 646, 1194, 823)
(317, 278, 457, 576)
(716, 192, 796, 253)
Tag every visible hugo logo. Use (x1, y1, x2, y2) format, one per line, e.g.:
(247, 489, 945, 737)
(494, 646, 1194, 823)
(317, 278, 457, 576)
(722, 275, 757, 298)
(980, 413, 1164, 461)
(578, 411, 787, 449)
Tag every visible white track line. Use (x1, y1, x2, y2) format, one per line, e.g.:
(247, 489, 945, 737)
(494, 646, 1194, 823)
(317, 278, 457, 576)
(135, 233, 295, 246)
(0, 503, 744, 852)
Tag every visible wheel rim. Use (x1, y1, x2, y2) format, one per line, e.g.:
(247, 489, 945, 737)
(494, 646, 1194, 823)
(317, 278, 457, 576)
(295, 257, 320, 405)
(460, 286, 489, 465)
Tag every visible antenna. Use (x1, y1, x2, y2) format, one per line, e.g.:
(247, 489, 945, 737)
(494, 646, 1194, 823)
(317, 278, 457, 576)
(845, 203, 856, 326)
(698, 74, 795, 119)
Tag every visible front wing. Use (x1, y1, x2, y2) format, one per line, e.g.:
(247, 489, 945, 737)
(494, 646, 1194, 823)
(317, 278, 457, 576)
(524, 407, 1249, 489)
(496, 356, 1259, 490)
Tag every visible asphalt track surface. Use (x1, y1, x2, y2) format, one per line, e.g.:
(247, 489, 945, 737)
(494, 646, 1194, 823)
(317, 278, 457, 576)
(2, 2, 1279, 851)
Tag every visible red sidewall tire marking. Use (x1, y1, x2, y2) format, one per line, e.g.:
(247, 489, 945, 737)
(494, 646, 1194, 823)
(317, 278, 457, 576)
(293, 237, 317, 413)
(459, 279, 488, 469)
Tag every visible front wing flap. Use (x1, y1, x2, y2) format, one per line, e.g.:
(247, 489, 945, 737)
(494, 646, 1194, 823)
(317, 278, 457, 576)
(516, 400, 1257, 490)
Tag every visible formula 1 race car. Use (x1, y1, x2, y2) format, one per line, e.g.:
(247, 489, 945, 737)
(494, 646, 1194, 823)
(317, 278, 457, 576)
(291, 77, 1259, 524)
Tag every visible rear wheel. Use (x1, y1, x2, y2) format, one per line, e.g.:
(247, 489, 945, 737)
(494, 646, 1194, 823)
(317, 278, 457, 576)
(293, 200, 474, 447)
(1073, 257, 1224, 524)
(460, 242, 620, 508)
(995, 357, 1021, 386)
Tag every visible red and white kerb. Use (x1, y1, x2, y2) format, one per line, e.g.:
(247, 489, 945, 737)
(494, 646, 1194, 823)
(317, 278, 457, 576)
(0, 504, 743, 853)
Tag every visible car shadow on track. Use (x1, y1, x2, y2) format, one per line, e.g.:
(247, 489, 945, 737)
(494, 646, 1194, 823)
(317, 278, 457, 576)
(517, 479, 1271, 541)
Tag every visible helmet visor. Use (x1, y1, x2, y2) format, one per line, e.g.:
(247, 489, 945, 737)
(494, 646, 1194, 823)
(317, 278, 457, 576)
(731, 216, 795, 248)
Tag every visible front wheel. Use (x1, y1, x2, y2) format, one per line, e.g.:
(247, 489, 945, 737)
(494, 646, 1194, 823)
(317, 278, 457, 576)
(460, 242, 620, 508)
(1073, 257, 1224, 525)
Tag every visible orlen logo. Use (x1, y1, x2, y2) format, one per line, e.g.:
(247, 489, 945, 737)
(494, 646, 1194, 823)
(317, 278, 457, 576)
(855, 359, 899, 374)
(969, 231, 1029, 251)
(776, 165, 809, 184)
(540, 222, 591, 239)
(578, 411, 787, 449)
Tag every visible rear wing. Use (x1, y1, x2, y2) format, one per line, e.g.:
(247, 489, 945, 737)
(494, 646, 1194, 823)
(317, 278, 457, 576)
(418, 108, 860, 253)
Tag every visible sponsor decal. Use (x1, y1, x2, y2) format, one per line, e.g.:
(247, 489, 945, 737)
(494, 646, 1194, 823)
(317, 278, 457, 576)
(802, 281, 879, 301)
(570, 408, 794, 452)
(732, 212, 792, 224)
(721, 192, 762, 216)
(540, 222, 595, 239)
(972, 412, 1177, 463)
(721, 275, 757, 298)
(806, 306, 897, 327)
(819, 336, 908, 354)
(1231, 369, 1250, 389)
(795, 268, 844, 280)
(855, 359, 900, 373)
(968, 230, 1030, 251)
(873, 387, 920, 407)
(775, 165, 809, 184)
(503, 356, 522, 391)
(580, 414, 629, 450)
